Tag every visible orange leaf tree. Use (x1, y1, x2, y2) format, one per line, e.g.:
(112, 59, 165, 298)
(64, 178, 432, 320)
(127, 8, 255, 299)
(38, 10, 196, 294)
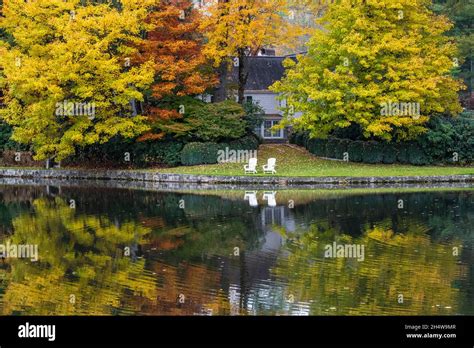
(135, 0, 217, 141)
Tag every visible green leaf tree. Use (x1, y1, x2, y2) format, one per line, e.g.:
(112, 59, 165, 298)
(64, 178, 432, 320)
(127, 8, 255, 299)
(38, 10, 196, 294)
(434, 0, 474, 108)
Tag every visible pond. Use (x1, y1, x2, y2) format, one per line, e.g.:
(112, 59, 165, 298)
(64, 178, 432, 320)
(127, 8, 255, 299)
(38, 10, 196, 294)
(0, 183, 472, 316)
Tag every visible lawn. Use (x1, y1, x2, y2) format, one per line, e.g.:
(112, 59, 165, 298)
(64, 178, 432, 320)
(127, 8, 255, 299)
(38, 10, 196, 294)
(156, 144, 474, 177)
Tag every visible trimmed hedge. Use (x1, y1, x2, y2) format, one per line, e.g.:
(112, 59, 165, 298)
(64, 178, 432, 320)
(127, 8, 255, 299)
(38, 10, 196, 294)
(132, 141, 184, 167)
(291, 115, 474, 165)
(181, 134, 260, 166)
(307, 138, 326, 157)
(334, 139, 349, 160)
(294, 135, 437, 166)
(64, 137, 185, 168)
(181, 142, 222, 166)
(362, 141, 384, 164)
(381, 143, 397, 164)
(347, 141, 364, 162)
(52, 133, 261, 167)
(325, 138, 338, 159)
(229, 134, 260, 151)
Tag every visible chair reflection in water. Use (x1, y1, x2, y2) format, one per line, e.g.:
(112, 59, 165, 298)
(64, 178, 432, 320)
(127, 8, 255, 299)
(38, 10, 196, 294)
(263, 191, 277, 207)
(244, 191, 258, 207)
(244, 191, 277, 207)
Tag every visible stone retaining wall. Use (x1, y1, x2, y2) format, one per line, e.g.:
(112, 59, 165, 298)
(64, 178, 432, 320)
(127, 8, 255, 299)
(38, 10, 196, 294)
(0, 168, 472, 186)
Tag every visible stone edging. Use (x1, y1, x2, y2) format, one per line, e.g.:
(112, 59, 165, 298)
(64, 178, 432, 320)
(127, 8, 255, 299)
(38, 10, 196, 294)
(0, 168, 472, 186)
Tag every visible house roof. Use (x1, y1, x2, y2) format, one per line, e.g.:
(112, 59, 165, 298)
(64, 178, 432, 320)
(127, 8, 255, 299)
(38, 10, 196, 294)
(231, 55, 298, 91)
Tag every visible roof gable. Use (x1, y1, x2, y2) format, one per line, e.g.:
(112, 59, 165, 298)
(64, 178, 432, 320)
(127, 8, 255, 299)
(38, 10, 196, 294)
(230, 56, 296, 91)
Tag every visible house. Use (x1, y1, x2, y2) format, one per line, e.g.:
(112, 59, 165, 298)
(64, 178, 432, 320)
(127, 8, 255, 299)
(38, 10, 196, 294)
(242, 55, 293, 143)
(231, 53, 301, 143)
(198, 51, 303, 142)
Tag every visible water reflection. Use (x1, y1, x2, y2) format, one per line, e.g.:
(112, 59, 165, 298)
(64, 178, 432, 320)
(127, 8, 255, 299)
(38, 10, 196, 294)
(0, 185, 472, 315)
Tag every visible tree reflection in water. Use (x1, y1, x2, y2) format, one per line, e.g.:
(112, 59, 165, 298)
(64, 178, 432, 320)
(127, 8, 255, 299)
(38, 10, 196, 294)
(0, 186, 471, 315)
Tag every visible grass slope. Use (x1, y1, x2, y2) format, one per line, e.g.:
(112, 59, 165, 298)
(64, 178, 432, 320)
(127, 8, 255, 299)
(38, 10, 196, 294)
(156, 144, 474, 177)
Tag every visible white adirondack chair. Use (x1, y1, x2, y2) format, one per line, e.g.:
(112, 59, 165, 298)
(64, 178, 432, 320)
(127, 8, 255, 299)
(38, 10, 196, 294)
(263, 191, 277, 207)
(262, 158, 276, 174)
(244, 191, 258, 207)
(244, 158, 258, 174)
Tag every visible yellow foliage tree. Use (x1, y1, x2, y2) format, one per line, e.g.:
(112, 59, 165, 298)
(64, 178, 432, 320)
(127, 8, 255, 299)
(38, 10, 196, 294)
(200, 0, 306, 103)
(1, 197, 155, 315)
(272, 221, 463, 315)
(272, 0, 465, 141)
(0, 0, 155, 161)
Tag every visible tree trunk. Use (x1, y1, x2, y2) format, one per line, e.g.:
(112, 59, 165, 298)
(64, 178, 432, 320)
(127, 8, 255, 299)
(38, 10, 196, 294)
(470, 58, 473, 109)
(237, 48, 248, 105)
(130, 98, 138, 117)
(213, 62, 229, 102)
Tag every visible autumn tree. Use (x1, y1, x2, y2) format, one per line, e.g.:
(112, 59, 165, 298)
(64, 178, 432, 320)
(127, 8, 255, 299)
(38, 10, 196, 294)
(2, 197, 155, 315)
(201, 0, 305, 104)
(273, 222, 462, 315)
(135, 0, 216, 141)
(286, 0, 330, 26)
(0, 0, 155, 161)
(272, 0, 464, 141)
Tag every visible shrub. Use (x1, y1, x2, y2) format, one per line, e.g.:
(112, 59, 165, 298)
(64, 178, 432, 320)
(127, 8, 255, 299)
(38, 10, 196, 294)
(331, 123, 364, 140)
(395, 142, 430, 165)
(133, 141, 184, 167)
(454, 118, 474, 163)
(407, 143, 432, 165)
(159, 142, 185, 166)
(301, 132, 310, 147)
(288, 132, 296, 144)
(181, 142, 221, 166)
(362, 141, 384, 164)
(325, 138, 339, 158)
(418, 117, 455, 163)
(381, 143, 397, 164)
(292, 126, 472, 165)
(229, 134, 260, 151)
(66, 136, 185, 168)
(290, 132, 303, 146)
(243, 100, 265, 132)
(396, 143, 411, 164)
(0, 122, 28, 151)
(334, 138, 349, 160)
(416, 115, 474, 164)
(72, 137, 132, 165)
(347, 141, 364, 162)
(308, 138, 327, 157)
(185, 100, 246, 142)
(0, 122, 13, 150)
(306, 137, 316, 154)
(302, 132, 310, 148)
(180, 134, 258, 166)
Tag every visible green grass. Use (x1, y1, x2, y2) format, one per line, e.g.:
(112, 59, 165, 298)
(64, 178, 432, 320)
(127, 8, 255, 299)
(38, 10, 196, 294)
(156, 144, 474, 177)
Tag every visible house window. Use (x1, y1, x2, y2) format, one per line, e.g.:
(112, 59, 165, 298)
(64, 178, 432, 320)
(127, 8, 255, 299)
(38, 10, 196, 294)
(262, 120, 283, 139)
(278, 99, 286, 108)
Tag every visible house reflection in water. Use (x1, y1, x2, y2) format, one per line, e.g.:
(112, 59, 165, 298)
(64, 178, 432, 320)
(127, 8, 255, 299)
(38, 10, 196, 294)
(220, 191, 304, 315)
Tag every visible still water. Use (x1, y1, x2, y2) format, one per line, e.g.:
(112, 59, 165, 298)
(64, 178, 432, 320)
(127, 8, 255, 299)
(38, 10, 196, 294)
(0, 184, 472, 315)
